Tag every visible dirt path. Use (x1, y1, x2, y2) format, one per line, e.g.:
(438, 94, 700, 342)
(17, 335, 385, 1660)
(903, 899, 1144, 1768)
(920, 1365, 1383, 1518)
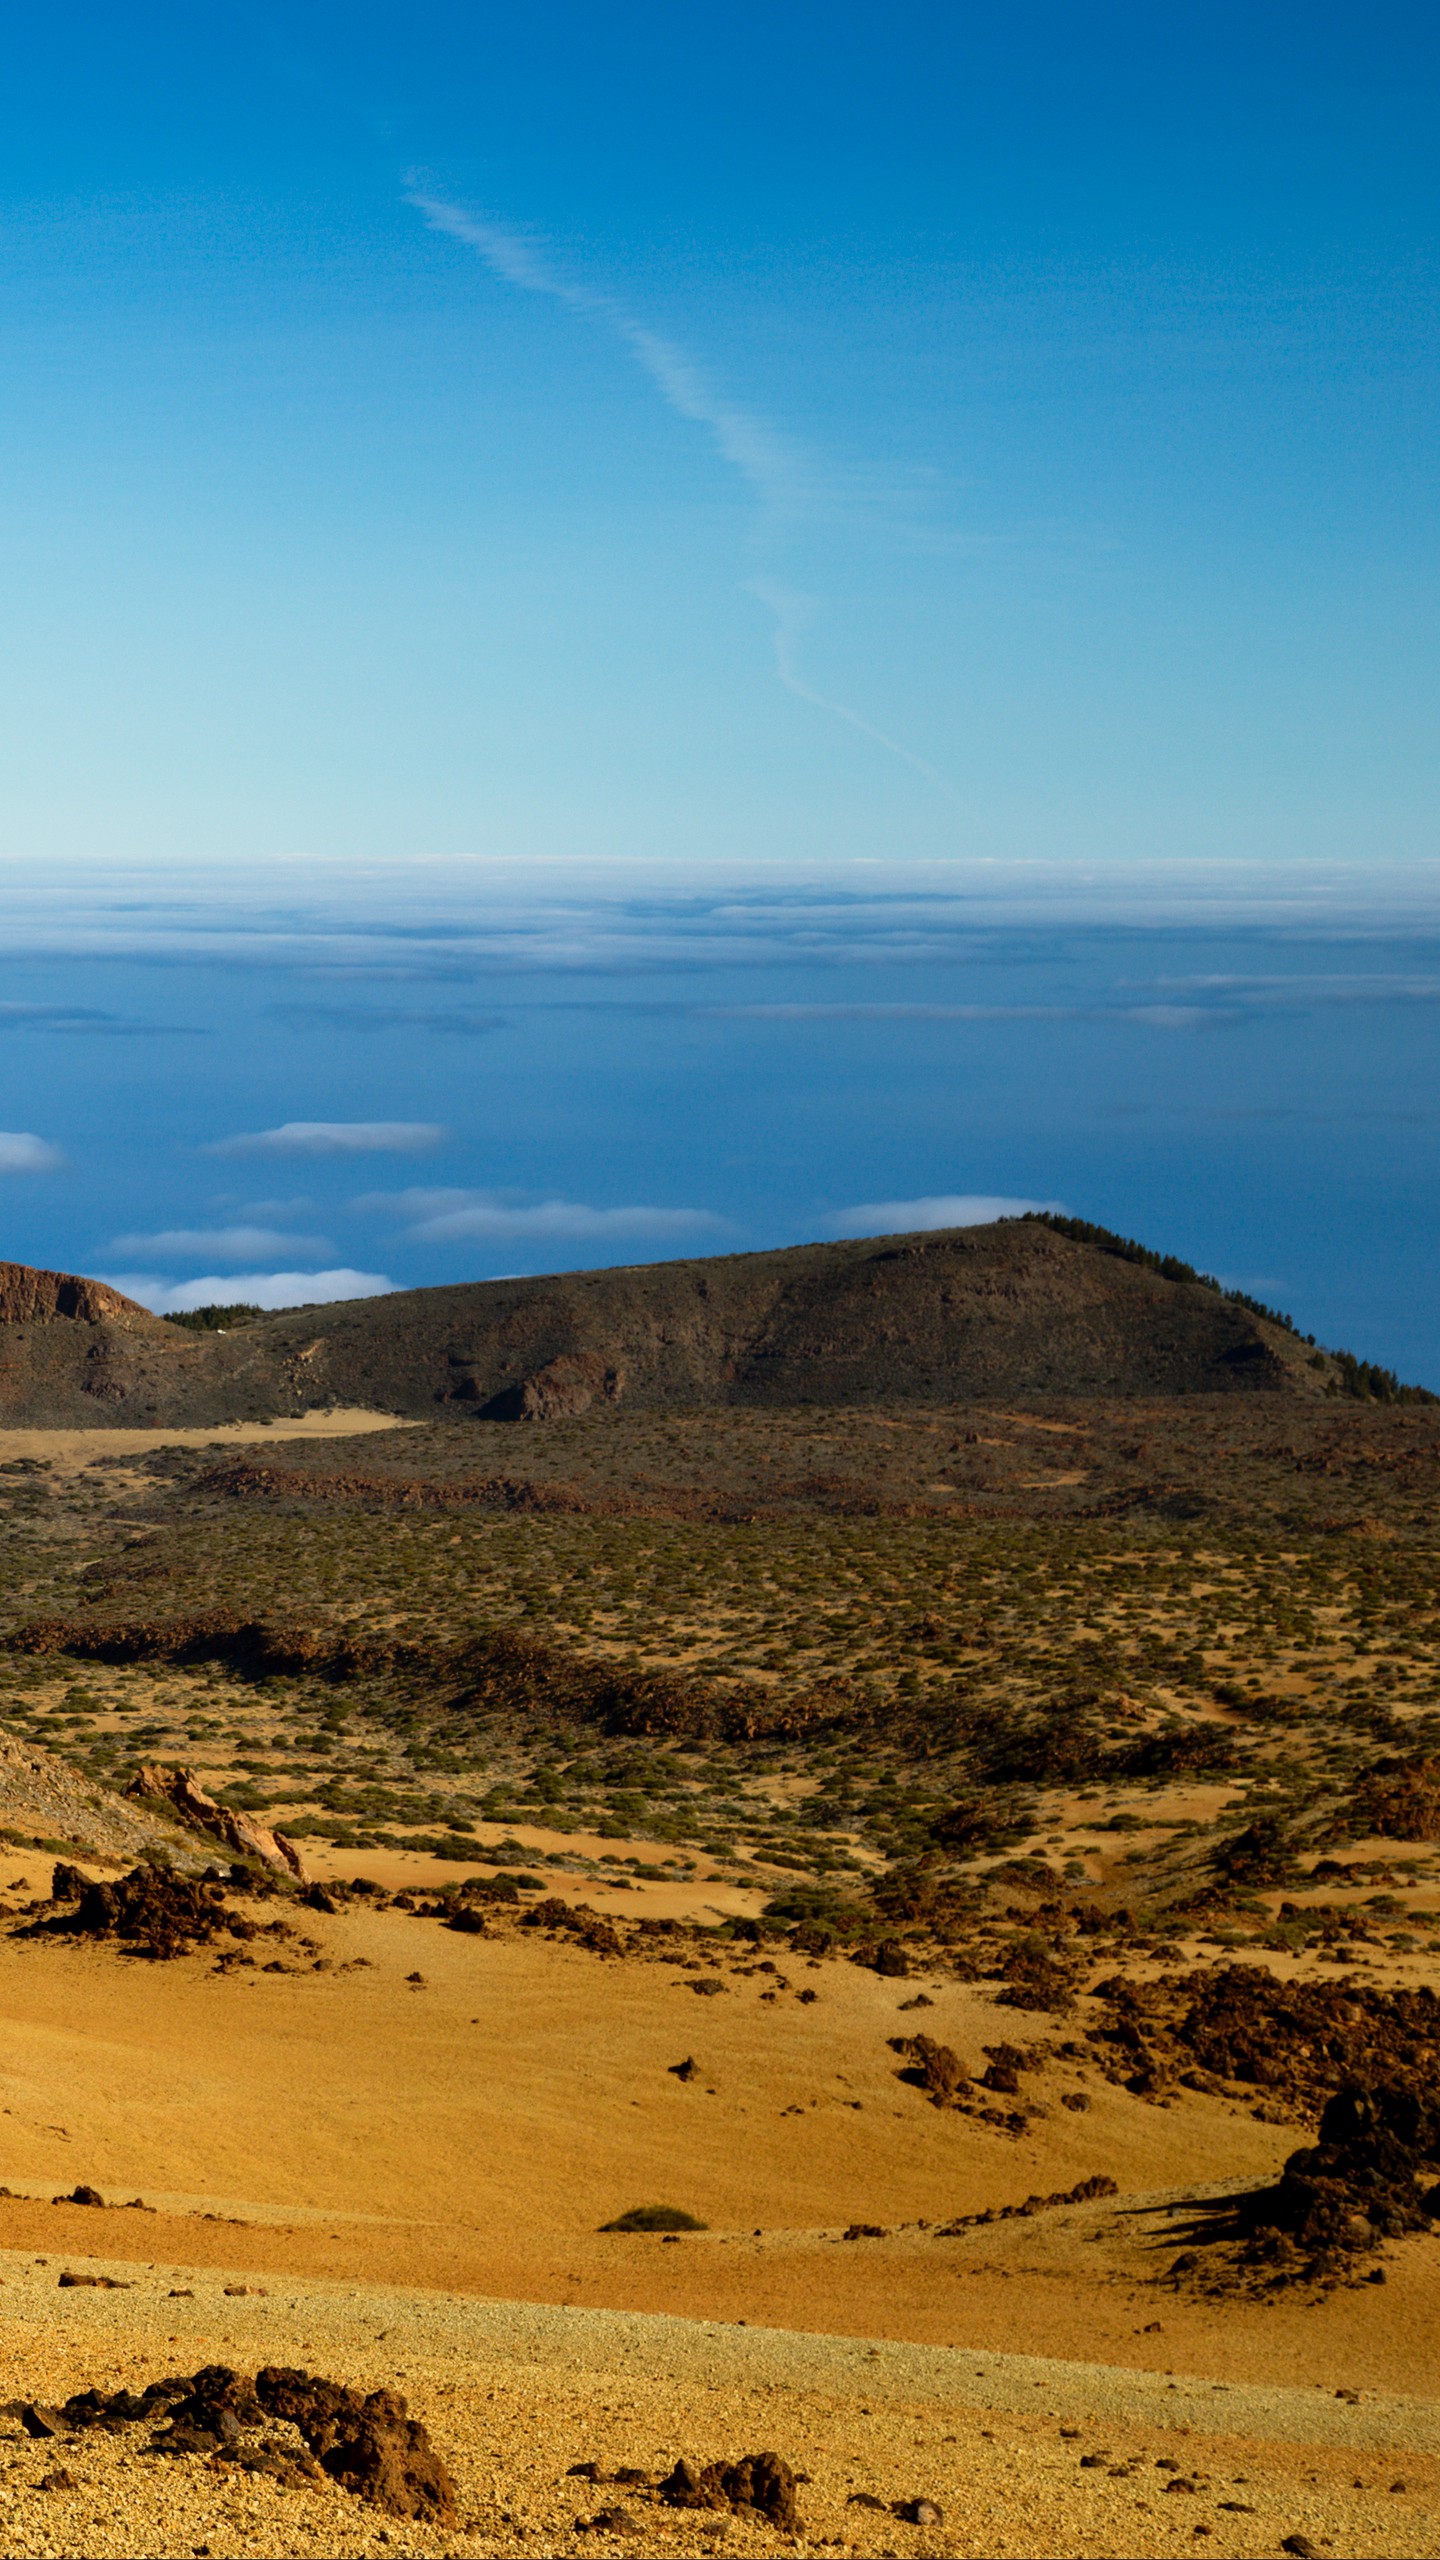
(0, 1407, 410, 1474)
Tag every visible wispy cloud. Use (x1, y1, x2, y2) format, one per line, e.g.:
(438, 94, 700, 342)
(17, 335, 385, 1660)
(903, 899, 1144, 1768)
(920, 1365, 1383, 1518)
(825, 1193, 1064, 1239)
(746, 579, 955, 796)
(0, 1131, 63, 1172)
(206, 1121, 445, 1158)
(361, 1185, 729, 1245)
(0, 1003, 200, 1036)
(407, 192, 951, 796)
(108, 1224, 333, 1263)
(407, 198, 802, 512)
(700, 999, 1222, 1028)
(267, 1003, 505, 1036)
(111, 1268, 397, 1314)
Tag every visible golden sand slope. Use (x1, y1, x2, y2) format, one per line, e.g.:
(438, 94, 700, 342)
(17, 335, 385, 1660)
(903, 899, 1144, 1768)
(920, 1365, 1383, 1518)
(1, 1861, 1438, 2407)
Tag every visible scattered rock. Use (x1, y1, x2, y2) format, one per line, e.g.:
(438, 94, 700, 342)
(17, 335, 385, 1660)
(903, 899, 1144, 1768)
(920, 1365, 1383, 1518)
(1089, 1966, 1440, 2122)
(668, 2057, 700, 2082)
(39, 1862, 247, 1961)
(1350, 1755, 1440, 1841)
(58, 2270, 130, 2288)
(852, 1939, 910, 1978)
(891, 2033, 970, 2105)
(659, 2451, 799, 2534)
(19, 2404, 65, 2438)
(523, 1898, 624, 1958)
(254, 2368, 456, 2523)
(56, 2184, 105, 2207)
(995, 1938, 1077, 2014)
(934, 2174, 1118, 2235)
(895, 2496, 944, 2525)
(36, 2362, 455, 2524)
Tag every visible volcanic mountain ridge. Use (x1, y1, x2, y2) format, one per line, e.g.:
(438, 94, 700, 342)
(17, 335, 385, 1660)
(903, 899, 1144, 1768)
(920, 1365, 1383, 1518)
(0, 1218, 1382, 1429)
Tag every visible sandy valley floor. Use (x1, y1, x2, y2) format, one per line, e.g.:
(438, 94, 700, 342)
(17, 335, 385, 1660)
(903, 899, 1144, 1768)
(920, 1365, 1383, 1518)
(0, 1861, 1435, 2554)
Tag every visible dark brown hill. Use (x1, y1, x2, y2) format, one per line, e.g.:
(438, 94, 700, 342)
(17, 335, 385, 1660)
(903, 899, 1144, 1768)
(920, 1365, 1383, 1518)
(0, 1261, 205, 1426)
(0, 1221, 1363, 1428)
(169, 1218, 1335, 1425)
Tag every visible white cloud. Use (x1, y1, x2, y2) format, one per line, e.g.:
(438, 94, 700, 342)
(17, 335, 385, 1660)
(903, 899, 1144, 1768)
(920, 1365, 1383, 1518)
(0, 1131, 63, 1172)
(109, 1225, 333, 1262)
(361, 1186, 729, 1245)
(825, 1194, 1064, 1239)
(206, 1121, 444, 1158)
(109, 1268, 397, 1314)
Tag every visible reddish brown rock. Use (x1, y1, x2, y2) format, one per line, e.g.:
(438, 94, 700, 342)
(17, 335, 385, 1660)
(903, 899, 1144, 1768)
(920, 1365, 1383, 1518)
(659, 2450, 799, 2533)
(254, 2367, 457, 2525)
(0, 1264, 151, 1324)
(126, 1764, 305, 1879)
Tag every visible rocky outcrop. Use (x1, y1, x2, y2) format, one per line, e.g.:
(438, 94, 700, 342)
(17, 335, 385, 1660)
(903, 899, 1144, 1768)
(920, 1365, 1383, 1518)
(0, 1730, 206, 1870)
(0, 1264, 152, 1325)
(53, 2364, 457, 2524)
(126, 1764, 306, 1879)
(477, 1351, 623, 1421)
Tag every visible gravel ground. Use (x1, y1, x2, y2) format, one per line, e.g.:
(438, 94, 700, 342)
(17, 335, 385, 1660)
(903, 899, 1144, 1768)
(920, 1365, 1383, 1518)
(0, 2245, 1436, 2557)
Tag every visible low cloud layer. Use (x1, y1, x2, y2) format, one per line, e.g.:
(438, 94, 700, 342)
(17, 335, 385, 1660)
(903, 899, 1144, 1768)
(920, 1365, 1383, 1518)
(109, 1224, 332, 1263)
(207, 1122, 444, 1158)
(362, 1187, 729, 1245)
(111, 1268, 397, 1314)
(0, 1131, 63, 1173)
(825, 1193, 1063, 1238)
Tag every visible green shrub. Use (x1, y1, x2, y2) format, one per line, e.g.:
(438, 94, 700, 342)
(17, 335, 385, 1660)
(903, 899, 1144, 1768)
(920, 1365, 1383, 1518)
(600, 2204, 707, 2233)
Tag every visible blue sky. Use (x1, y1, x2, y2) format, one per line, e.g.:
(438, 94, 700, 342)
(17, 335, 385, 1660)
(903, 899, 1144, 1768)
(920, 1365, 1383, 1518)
(0, 8, 1436, 1371)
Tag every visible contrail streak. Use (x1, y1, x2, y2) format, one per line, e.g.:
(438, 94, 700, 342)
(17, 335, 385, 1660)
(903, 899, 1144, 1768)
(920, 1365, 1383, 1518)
(407, 191, 953, 797)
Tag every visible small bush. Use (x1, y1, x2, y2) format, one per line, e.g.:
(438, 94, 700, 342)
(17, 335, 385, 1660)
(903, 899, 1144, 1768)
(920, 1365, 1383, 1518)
(600, 2204, 707, 2233)
(161, 1303, 265, 1332)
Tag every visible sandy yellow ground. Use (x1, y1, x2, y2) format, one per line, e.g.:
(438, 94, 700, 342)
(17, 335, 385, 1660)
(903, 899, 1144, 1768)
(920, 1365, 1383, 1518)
(0, 1868, 1437, 2406)
(0, 1409, 409, 1476)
